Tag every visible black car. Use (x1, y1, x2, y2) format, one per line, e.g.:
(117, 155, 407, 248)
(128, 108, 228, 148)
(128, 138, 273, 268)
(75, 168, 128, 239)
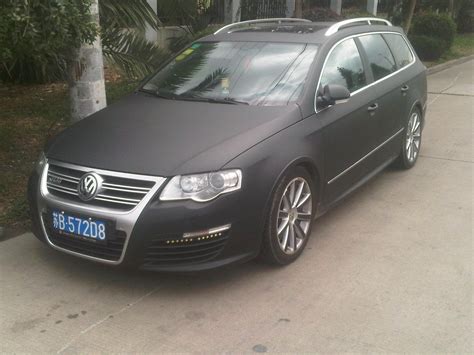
(28, 17, 427, 271)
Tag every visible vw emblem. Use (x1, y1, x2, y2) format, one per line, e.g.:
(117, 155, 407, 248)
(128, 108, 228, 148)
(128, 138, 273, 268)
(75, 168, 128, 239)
(78, 172, 103, 201)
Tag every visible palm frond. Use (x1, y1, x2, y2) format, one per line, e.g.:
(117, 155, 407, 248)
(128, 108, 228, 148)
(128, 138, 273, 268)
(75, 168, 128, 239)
(99, 0, 161, 31)
(102, 29, 169, 79)
(187, 68, 229, 94)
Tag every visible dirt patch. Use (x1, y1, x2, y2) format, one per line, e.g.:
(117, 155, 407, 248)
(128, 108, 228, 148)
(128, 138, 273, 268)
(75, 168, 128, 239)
(0, 78, 138, 234)
(0, 83, 68, 230)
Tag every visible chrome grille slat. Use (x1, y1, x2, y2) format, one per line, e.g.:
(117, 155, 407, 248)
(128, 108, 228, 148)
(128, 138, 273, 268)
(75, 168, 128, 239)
(48, 182, 77, 192)
(101, 186, 149, 194)
(94, 197, 138, 206)
(48, 171, 80, 182)
(47, 185, 78, 196)
(45, 162, 158, 211)
(96, 194, 141, 203)
(102, 182, 151, 191)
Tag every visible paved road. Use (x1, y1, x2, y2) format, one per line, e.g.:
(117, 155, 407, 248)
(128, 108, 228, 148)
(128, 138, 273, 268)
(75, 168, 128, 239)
(1, 61, 472, 353)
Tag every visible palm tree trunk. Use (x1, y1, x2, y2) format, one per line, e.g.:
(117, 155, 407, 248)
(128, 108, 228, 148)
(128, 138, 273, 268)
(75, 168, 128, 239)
(403, 0, 417, 34)
(69, 0, 106, 122)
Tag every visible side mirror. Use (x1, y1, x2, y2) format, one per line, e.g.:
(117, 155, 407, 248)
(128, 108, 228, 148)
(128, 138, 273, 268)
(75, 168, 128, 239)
(317, 84, 351, 108)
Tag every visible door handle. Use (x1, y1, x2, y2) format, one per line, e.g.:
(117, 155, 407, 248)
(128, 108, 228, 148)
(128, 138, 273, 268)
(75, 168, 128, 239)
(367, 103, 379, 112)
(401, 85, 410, 93)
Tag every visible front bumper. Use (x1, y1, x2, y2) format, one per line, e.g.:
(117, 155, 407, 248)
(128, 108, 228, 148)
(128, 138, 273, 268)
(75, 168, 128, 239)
(28, 162, 264, 272)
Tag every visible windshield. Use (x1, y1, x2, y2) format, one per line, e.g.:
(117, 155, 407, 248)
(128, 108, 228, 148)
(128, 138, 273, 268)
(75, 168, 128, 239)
(142, 41, 318, 106)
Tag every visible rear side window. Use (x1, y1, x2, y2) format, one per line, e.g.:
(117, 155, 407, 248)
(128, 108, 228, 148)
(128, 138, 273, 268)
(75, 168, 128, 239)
(358, 34, 397, 81)
(320, 39, 366, 93)
(383, 33, 414, 68)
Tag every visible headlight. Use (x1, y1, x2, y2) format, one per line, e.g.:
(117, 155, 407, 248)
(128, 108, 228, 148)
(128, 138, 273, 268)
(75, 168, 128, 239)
(36, 151, 47, 174)
(160, 169, 242, 202)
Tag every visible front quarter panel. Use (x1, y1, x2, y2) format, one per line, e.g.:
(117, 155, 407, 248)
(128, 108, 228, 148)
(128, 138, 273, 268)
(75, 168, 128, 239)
(222, 112, 325, 234)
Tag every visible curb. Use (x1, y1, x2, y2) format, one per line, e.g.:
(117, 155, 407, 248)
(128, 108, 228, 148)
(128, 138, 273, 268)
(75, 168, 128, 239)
(427, 55, 474, 75)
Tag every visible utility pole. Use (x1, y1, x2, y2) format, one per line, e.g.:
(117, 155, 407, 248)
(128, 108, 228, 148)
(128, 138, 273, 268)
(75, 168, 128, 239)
(69, 0, 106, 122)
(294, 0, 303, 18)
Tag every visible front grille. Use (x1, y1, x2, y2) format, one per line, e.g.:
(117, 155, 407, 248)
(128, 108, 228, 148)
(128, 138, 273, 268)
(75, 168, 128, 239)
(46, 163, 156, 211)
(143, 232, 229, 266)
(43, 214, 126, 261)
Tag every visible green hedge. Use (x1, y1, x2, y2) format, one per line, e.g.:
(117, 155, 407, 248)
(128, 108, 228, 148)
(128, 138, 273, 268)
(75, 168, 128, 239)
(302, 7, 344, 21)
(412, 12, 457, 47)
(410, 12, 456, 61)
(409, 35, 447, 61)
(457, 1, 474, 33)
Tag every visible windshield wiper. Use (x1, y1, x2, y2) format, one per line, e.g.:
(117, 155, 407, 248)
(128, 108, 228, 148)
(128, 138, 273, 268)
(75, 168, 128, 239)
(139, 90, 249, 105)
(180, 95, 249, 105)
(207, 97, 250, 105)
(138, 89, 179, 100)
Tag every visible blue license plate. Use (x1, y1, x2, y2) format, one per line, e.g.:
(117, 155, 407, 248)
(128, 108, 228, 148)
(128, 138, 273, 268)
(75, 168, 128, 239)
(52, 210, 107, 242)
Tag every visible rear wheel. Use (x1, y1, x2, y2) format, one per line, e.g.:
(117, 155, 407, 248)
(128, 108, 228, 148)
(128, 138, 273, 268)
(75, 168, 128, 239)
(394, 107, 422, 169)
(260, 167, 316, 265)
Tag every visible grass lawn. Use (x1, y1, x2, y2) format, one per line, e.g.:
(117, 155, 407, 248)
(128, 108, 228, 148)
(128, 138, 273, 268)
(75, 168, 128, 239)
(0, 78, 138, 236)
(424, 33, 474, 67)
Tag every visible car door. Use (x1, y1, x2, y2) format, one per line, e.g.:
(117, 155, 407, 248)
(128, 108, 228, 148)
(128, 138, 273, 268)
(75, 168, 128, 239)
(356, 34, 403, 147)
(382, 32, 418, 127)
(317, 38, 379, 204)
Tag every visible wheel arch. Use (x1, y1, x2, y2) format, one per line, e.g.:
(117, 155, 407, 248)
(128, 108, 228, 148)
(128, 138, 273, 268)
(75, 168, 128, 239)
(257, 156, 322, 256)
(411, 99, 425, 129)
(263, 156, 323, 223)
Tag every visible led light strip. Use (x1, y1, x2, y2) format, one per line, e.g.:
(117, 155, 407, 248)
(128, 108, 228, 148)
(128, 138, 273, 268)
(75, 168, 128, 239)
(182, 224, 231, 239)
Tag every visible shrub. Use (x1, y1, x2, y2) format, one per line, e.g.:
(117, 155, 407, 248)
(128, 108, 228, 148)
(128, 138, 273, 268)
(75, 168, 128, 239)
(302, 7, 344, 22)
(0, 0, 97, 83)
(342, 7, 374, 19)
(457, 0, 474, 33)
(411, 12, 457, 49)
(409, 35, 447, 60)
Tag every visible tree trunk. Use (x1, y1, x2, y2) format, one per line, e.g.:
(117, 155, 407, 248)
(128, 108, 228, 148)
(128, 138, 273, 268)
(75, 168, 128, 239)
(403, 0, 417, 34)
(294, 0, 303, 18)
(448, 0, 455, 18)
(69, 0, 106, 122)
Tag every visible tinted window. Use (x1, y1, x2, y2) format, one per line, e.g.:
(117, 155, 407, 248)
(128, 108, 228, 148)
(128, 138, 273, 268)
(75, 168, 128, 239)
(320, 39, 366, 93)
(142, 42, 318, 106)
(359, 34, 397, 81)
(384, 33, 414, 68)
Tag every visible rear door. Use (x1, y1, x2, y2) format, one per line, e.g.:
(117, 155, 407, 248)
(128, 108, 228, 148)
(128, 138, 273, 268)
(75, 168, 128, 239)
(356, 34, 402, 146)
(382, 33, 417, 126)
(317, 38, 378, 203)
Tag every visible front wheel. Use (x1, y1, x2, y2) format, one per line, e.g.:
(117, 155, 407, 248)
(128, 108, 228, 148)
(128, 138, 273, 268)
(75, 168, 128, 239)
(260, 167, 316, 265)
(394, 107, 422, 169)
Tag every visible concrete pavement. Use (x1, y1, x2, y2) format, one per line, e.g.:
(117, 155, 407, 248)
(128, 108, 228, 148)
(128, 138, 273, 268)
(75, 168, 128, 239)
(1, 60, 472, 353)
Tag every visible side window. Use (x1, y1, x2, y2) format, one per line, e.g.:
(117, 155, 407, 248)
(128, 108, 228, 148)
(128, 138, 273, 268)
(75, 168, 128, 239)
(383, 33, 414, 69)
(320, 39, 366, 94)
(358, 34, 397, 81)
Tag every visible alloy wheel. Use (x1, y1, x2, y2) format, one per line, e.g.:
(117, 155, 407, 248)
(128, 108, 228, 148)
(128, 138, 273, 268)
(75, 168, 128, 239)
(276, 177, 312, 254)
(406, 111, 421, 163)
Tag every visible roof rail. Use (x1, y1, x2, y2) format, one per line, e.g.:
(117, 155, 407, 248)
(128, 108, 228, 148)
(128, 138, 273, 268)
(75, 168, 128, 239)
(214, 18, 312, 35)
(325, 17, 392, 36)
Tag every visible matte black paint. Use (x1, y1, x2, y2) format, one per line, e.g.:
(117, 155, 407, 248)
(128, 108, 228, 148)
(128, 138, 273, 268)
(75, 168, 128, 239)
(47, 95, 302, 176)
(29, 22, 427, 271)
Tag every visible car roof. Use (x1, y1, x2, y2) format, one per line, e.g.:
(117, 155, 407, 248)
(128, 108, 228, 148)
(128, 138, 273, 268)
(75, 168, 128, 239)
(199, 18, 404, 45)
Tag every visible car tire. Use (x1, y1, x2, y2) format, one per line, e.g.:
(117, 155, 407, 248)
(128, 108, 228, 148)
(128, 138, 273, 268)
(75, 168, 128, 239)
(260, 166, 316, 265)
(394, 107, 422, 169)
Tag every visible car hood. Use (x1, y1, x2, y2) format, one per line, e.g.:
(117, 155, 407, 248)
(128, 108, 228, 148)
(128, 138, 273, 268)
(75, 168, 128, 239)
(47, 93, 302, 176)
